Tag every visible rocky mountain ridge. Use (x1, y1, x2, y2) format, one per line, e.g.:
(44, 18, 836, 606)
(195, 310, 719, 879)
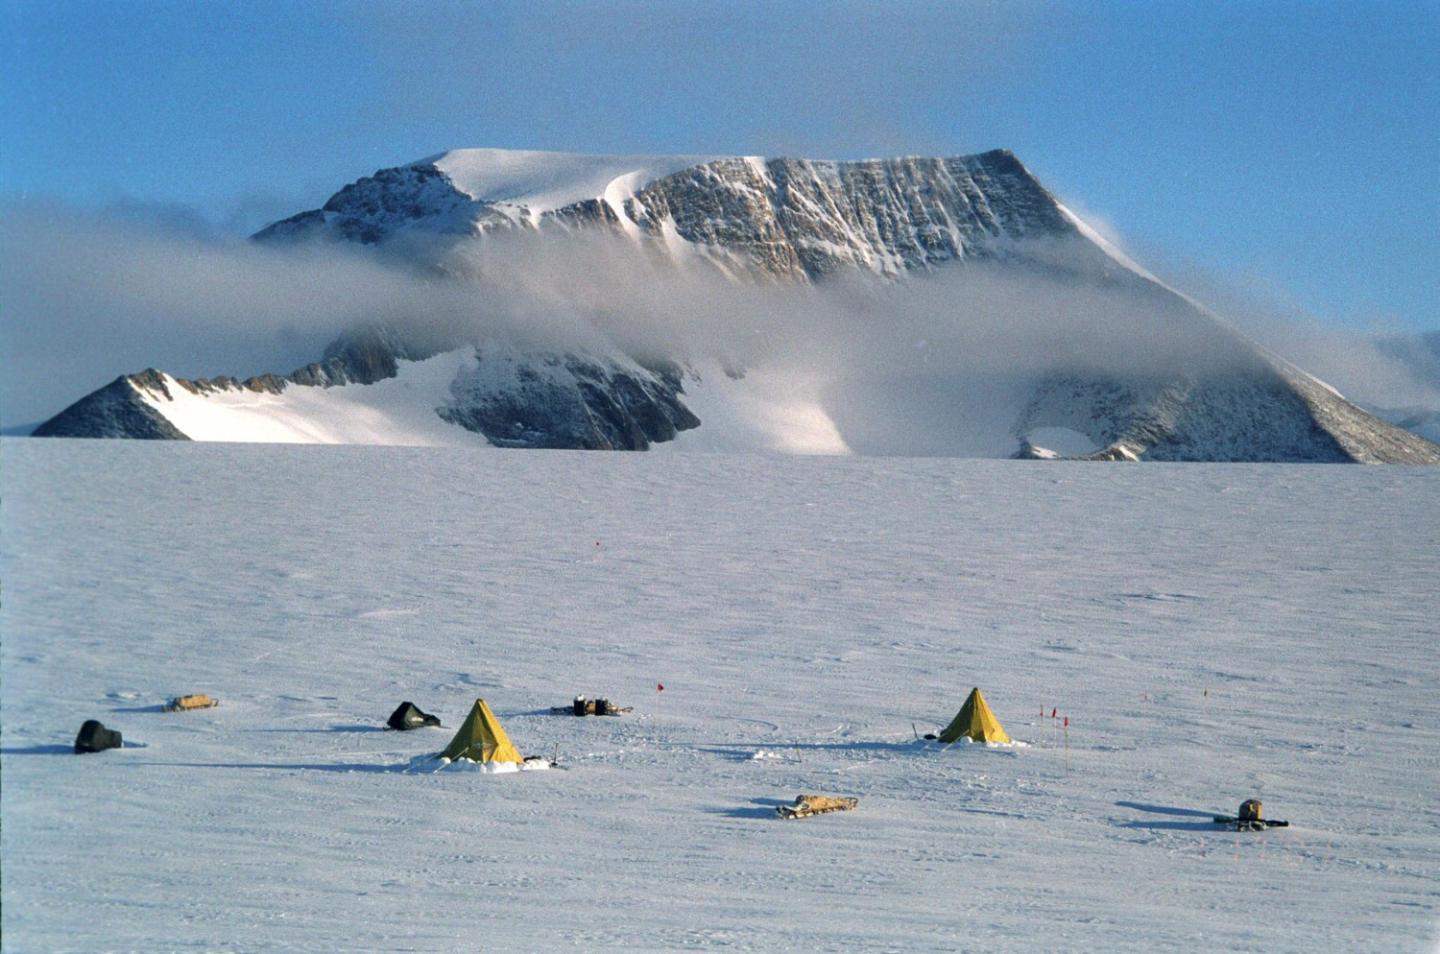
(257, 149, 1099, 281)
(34, 328, 696, 450)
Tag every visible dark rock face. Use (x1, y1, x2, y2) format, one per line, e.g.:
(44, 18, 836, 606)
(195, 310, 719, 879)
(32, 372, 189, 440)
(255, 165, 480, 245)
(438, 351, 699, 450)
(647, 151, 1074, 279)
(301, 326, 414, 386)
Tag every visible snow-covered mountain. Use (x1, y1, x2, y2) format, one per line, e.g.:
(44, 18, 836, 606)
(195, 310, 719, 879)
(33, 147, 1440, 462)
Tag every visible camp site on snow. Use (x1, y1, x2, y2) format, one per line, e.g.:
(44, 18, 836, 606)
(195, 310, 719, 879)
(60, 684, 1292, 838)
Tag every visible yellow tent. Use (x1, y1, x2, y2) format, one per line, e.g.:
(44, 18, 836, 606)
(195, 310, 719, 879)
(938, 687, 1011, 744)
(439, 698, 525, 763)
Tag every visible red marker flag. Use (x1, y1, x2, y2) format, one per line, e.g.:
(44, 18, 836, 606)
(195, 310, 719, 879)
(1050, 707, 1057, 719)
(1063, 716, 1069, 728)
(657, 683, 664, 693)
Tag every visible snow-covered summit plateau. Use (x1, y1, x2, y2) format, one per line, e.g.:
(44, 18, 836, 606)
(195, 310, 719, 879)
(34, 147, 1440, 462)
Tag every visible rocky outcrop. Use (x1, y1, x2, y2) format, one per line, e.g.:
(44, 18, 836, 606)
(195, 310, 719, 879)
(438, 350, 698, 450)
(255, 165, 483, 245)
(32, 370, 190, 440)
(623, 151, 1076, 279)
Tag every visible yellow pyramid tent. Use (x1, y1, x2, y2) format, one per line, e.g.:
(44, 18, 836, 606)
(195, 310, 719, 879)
(439, 698, 525, 763)
(938, 687, 1011, 744)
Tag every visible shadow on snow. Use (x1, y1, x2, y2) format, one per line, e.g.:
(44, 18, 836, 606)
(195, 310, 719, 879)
(709, 797, 793, 819)
(1116, 800, 1215, 818)
(120, 759, 408, 774)
(1116, 800, 1220, 831)
(247, 724, 389, 734)
(1, 744, 77, 755)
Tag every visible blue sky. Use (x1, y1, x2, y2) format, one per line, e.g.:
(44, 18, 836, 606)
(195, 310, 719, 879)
(2, 0, 1436, 330)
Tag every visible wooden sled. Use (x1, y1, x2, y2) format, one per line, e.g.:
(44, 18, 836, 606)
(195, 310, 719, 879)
(164, 694, 218, 712)
(776, 794, 858, 819)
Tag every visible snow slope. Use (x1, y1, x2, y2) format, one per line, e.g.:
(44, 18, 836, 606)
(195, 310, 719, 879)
(422, 148, 719, 223)
(658, 362, 850, 455)
(133, 352, 487, 445)
(2, 440, 1437, 952)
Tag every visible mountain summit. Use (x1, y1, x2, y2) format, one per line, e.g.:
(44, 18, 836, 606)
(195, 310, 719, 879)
(255, 147, 1088, 281)
(34, 147, 1440, 463)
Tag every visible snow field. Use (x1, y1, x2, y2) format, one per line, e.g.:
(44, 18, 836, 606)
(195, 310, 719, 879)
(134, 353, 489, 446)
(423, 148, 717, 223)
(2, 440, 1438, 951)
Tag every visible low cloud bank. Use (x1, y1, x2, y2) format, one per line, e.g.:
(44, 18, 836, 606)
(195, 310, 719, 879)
(1150, 266, 1440, 413)
(4, 198, 1431, 446)
(1248, 321, 1440, 412)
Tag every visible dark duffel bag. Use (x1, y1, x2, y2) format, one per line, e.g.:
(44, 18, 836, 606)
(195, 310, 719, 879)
(75, 719, 122, 753)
